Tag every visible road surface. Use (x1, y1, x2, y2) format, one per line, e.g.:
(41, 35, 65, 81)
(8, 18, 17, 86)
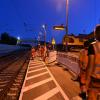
(19, 56, 81, 100)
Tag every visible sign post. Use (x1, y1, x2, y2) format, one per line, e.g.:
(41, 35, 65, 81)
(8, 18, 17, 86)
(52, 38, 56, 50)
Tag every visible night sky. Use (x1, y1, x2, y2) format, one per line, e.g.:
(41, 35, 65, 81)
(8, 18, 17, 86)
(0, 0, 100, 43)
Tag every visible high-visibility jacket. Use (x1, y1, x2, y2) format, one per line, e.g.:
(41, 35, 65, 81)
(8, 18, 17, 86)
(79, 49, 88, 70)
(79, 49, 88, 87)
(32, 48, 35, 57)
(91, 41, 100, 79)
(87, 41, 100, 100)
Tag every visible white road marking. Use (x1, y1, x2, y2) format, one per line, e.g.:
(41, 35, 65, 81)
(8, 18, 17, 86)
(23, 78, 53, 92)
(26, 72, 49, 80)
(28, 68, 46, 74)
(30, 61, 41, 63)
(0, 84, 6, 87)
(29, 63, 43, 66)
(29, 64, 42, 66)
(0, 81, 9, 84)
(42, 62, 69, 100)
(7, 93, 16, 96)
(34, 87, 59, 100)
(19, 59, 69, 100)
(28, 65, 45, 70)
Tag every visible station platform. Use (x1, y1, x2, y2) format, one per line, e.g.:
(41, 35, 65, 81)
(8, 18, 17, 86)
(19, 57, 81, 100)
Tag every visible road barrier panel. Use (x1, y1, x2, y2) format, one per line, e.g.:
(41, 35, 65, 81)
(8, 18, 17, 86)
(46, 51, 57, 64)
(57, 52, 80, 76)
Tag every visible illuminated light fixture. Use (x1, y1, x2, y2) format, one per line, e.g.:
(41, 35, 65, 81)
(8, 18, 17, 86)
(42, 24, 45, 29)
(17, 36, 20, 40)
(17, 36, 20, 44)
(53, 25, 65, 30)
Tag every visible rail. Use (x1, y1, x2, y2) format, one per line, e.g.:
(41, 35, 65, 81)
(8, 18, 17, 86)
(0, 50, 31, 100)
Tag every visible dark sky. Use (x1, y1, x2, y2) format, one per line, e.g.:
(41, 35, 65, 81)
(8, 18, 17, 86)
(0, 0, 100, 43)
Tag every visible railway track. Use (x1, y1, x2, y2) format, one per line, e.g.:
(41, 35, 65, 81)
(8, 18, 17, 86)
(0, 50, 31, 100)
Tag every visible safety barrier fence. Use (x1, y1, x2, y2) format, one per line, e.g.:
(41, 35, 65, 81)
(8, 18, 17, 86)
(57, 52, 80, 75)
(47, 50, 57, 64)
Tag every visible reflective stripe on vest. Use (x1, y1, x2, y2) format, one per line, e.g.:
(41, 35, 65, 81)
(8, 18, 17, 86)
(94, 64, 100, 74)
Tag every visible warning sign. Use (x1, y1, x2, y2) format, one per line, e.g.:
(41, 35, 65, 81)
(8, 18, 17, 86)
(52, 38, 56, 45)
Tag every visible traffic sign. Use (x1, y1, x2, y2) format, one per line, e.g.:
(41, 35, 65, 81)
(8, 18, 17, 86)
(53, 25, 65, 30)
(52, 38, 56, 45)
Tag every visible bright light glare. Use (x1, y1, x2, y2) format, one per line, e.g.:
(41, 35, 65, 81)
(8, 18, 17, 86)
(42, 24, 45, 28)
(17, 36, 20, 40)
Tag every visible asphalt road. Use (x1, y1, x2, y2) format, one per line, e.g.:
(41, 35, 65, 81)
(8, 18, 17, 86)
(47, 62, 80, 99)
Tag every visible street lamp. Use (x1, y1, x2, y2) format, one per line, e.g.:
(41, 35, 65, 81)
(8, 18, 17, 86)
(37, 35, 40, 44)
(66, 0, 69, 34)
(42, 24, 46, 46)
(53, 0, 69, 34)
(53, 0, 69, 51)
(17, 36, 20, 44)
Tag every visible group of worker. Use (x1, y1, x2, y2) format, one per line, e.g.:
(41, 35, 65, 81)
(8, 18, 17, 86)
(31, 45, 47, 62)
(40, 45, 47, 62)
(79, 25, 100, 100)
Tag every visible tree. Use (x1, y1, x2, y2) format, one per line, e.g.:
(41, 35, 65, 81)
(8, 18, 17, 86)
(1, 32, 10, 44)
(0, 32, 17, 45)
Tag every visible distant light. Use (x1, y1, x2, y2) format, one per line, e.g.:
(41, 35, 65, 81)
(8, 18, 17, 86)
(42, 24, 45, 28)
(17, 36, 20, 40)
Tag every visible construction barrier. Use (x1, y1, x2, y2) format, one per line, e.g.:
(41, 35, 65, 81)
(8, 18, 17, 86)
(57, 52, 80, 75)
(46, 50, 57, 64)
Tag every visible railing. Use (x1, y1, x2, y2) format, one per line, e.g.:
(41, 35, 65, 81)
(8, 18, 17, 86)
(57, 52, 80, 75)
(46, 50, 57, 64)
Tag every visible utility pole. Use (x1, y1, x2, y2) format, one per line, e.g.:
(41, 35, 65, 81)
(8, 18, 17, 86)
(42, 24, 46, 46)
(66, 0, 69, 35)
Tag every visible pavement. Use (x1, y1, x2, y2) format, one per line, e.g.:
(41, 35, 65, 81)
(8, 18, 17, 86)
(19, 57, 81, 100)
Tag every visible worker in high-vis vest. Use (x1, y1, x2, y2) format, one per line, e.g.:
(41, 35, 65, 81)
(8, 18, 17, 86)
(79, 41, 89, 99)
(31, 48, 36, 60)
(86, 25, 100, 100)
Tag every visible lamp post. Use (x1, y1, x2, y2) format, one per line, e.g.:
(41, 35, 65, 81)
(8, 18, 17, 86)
(53, 0, 69, 51)
(66, 0, 69, 35)
(17, 36, 20, 44)
(37, 35, 40, 45)
(42, 24, 46, 46)
(53, 0, 69, 34)
(64, 0, 69, 51)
